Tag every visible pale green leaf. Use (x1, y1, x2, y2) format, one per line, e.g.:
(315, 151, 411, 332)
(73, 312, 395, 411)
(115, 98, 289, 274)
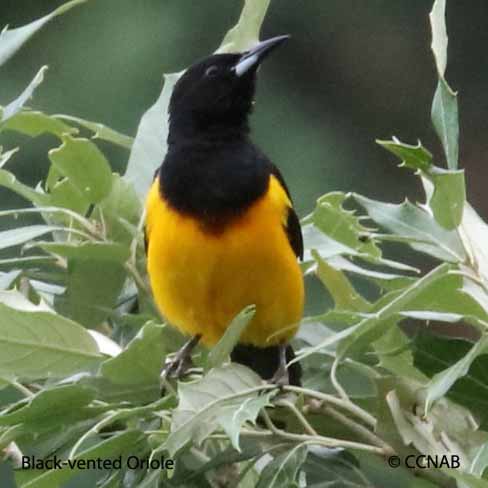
(313, 250, 369, 311)
(164, 364, 269, 455)
(0, 168, 50, 206)
(429, 167, 465, 229)
(207, 305, 255, 370)
(16, 430, 143, 488)
(256, 444, 307, 488)
(424, 335, 488, 414)
(101, 322, 167, 385)
(0, 291, 102, 380)
(2, 110, 76, 138)
(55, 114, 133, 149)
(0, 0, 89, 67)
(1, 66, 48, 123)
(48, 135, 112, 204)
(429, 0, 448, 77)
(0, 224, 60, 250)
(354, 194, 465, 262)
(37, 241, 130, 263)
(218, 0, 271, 53)
(431, 78, 459, 170)
(0, 384, 95, 426)
(124, 72, 180, 201)
(377, 138, 433, 172)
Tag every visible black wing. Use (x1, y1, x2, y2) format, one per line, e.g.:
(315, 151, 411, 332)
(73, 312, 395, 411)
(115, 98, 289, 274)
(269, 164, 304, 261)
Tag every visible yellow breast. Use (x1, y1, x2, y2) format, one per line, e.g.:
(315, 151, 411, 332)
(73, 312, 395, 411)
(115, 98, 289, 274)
(145, 174, 304, 347)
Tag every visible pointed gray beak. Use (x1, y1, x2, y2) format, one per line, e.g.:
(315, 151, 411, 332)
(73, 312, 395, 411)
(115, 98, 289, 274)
(234, 35, 290, 77)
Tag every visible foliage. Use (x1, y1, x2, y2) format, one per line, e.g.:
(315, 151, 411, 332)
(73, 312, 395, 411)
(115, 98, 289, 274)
(0, 0, 488, 486)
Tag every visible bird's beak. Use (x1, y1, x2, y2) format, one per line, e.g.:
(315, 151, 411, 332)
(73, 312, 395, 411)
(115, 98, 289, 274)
(233, 35, 290, 77)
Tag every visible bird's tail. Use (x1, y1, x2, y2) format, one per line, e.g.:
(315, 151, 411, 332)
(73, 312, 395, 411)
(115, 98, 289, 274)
(230, 343, 302, 386)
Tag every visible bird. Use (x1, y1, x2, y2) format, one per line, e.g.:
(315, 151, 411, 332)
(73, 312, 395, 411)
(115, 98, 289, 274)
(144, 35, 304, 386)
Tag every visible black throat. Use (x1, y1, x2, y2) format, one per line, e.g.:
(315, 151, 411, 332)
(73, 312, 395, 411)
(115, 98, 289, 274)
(159, 114, 271, 233)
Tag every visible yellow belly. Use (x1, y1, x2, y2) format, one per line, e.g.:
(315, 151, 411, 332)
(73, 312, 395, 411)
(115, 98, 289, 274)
(145, 175, 304, 347)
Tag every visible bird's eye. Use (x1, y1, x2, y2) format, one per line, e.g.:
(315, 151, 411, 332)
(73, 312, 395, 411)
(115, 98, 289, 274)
(205, 66, 219, 77)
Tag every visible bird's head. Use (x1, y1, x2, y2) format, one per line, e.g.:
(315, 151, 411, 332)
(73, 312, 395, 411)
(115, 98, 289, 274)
(168, 35, 289, 140)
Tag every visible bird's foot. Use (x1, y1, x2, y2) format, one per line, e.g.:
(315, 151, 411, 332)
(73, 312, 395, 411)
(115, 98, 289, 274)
(160, 334, 201, 385)
(268, 343, 290, 388)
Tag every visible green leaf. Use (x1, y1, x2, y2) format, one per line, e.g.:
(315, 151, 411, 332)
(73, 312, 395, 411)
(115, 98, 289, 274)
(256, 444, 307, 488)
(54, 114, 133, 149)
(217, 0, 271, 53)
(164, 364, 272, 455)
(38, 242, 130, 263)
(207, 305, 255, 370)
(0, 147, 19, 169)
(460, 203, 488, 285)
(354, 193, 465, 262)
(0, 290, 103, 380)
(0, 168, 50, 206)
(1, 66, 48, 123)
(424, 334, 488, 414)
(96, 173, 142, 245)
(0, 0, 89, 67)
(429, 0, 448, 77)
(313, 250, 369, 311)
(0, 384, 95, 426)
(2, 110, 76, 138)
(313, 192, 380, 258)
(469, 442, 488, 477)
(377, 138, 433, 172)
(431, 78, 459, 170)
(16, 430, 144, 488)
(429, 167, 465, 229)
(48, 135, 112, 204)
(124, 72, 180, 201)
(0, 225, 60, 250)
(101, 322, 167, 385)
(56, 258, 127, 327)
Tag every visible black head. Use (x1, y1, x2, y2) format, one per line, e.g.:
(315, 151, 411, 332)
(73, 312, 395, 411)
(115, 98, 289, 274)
(168, 35, 289, 141)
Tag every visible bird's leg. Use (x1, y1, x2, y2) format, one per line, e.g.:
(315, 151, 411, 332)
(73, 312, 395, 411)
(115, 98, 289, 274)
(161, 334, 201, 381)
(270, 343, 290, 387)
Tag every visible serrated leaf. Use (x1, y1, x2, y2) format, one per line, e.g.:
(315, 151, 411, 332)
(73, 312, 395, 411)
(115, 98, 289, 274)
(164, 364, 271, 455)
(256, 444, 307, 488)
(313, 192, 380, 257)
(48, 135, 112, 204)
(217, 0, 271, 53)
(125, 72, 180, 201)
(377, 138, 433, 172)
(101, 322, 167, 385)
(55, 114, 133, 149)
(424, 334, 488, 414)
(354, 193, 465, 262)
(0, 0, 89, 67)
(1, 66, 48, 123)
(0, 291, 102, 380)
(207, 305, 255, 370)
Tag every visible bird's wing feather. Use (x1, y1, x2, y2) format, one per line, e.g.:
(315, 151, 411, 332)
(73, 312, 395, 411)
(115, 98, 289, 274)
(269, 163, 304, 261)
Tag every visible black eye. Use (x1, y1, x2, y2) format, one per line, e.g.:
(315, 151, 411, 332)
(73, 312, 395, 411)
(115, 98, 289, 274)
(205, 66, 219, 77)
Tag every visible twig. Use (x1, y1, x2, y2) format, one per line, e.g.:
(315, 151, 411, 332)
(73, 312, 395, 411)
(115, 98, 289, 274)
(260, 409, 387, 456)
(275, 399, 317, 436)
(283, 385, 376, 428)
